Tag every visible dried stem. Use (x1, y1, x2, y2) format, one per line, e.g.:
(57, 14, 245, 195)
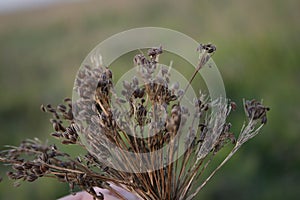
(0, 45, 269, 200)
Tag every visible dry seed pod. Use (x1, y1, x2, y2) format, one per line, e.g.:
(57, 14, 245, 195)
(0, 46, 270, 200)
(40, 104, 46, 112)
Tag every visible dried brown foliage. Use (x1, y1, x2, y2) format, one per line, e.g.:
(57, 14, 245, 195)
(0, 45, 269, 200)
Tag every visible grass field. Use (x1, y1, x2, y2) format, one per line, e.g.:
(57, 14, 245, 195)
(0, 0, 299, 199)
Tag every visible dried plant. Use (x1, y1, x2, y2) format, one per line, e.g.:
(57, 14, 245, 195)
(0, 45, 269, 200)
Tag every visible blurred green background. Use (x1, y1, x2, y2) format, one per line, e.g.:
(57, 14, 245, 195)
(0, 0, 299, 199)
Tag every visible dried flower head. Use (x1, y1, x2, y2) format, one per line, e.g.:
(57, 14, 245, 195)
(0, 45, 269, 200)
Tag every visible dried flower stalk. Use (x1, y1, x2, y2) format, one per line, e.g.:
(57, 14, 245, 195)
(0, 45, 269, 200)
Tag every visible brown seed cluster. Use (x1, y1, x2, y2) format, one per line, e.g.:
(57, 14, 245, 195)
(41, 98, 79, 145)
(0, 45, 269, 200)
(0, 138, 126, 200)
(244, 99, 270, 124)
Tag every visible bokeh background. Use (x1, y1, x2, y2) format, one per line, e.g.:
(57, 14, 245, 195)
(0, 0, 299, 199)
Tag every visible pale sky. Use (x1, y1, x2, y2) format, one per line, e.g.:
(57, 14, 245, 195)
(0, 0, 82, 13)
